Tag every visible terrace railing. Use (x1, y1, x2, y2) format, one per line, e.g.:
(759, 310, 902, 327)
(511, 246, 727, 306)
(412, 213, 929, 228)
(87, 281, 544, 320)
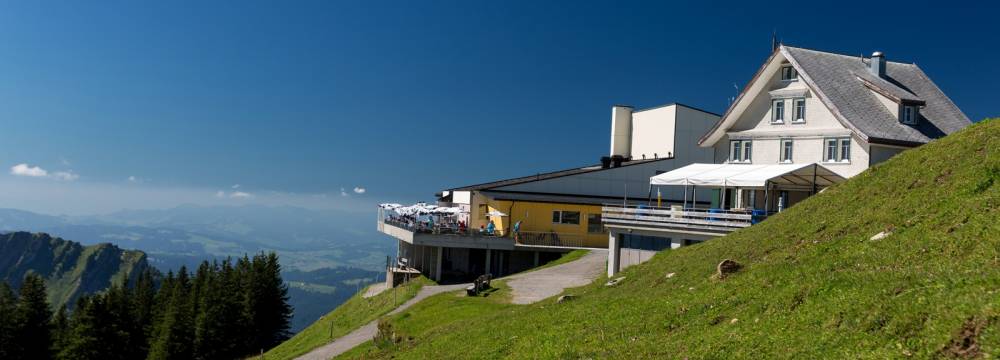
(601, 204, 763, 234)
(513, 231, 604, 249)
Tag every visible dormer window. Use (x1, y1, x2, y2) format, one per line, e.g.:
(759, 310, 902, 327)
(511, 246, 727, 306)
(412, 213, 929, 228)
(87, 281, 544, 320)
(780, 65, 798, 81)
(901, 105, 917, 125)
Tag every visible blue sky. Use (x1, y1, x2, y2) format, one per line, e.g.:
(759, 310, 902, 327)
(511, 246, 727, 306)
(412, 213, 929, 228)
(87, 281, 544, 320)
(0, 1, 996, 215)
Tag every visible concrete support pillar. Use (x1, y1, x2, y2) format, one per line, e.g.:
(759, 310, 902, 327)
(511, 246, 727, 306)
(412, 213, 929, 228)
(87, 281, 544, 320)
(435, 247, 443, 282)
(533, 251, 539, 267)
(607, 232, 621, 277)
(484, 249, 492, 276)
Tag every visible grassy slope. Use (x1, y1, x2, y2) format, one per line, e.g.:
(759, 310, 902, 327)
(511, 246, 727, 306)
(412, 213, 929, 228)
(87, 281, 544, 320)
(340, 119, 999, 359)
(264, 277, 433, 360)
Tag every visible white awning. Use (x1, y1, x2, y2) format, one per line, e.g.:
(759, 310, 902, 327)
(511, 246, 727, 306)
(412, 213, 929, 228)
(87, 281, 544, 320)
(650, 163, 845, 188)
(648, 163, 727, 186)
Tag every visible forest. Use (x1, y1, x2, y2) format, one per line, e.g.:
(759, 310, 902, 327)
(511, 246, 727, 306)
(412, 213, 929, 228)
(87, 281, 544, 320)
(0, 252, 292, 360)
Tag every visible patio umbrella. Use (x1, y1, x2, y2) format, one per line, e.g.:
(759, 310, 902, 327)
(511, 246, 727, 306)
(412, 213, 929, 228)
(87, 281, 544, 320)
(486, 210, 508, 217)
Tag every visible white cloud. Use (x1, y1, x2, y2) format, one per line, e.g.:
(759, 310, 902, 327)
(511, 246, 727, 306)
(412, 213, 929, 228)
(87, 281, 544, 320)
(59, 157, 71, 166)
(215, 190, 226, 198)
(11, 164, 48, 177)
(52, 171, 79, 181)
(340, 188, 349, 197)
(10, 163, 78, 181)
(229, 191, 253, 199)
(127, 175, 144, 183)
(353, 187, 366, 194)
(232, 184, 241, 189)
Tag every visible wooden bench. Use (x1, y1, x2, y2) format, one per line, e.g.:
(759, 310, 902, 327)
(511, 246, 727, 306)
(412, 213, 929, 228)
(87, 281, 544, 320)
(466, 273, 492, 296)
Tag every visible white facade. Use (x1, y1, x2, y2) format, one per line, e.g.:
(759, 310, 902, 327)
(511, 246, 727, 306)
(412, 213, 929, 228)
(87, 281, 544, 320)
(705, 53, 889, 179)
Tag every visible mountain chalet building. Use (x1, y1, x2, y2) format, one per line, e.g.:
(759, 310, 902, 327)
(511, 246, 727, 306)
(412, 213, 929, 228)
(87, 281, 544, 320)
(604, 45, 972, 276)
(377, 104, 719, 283)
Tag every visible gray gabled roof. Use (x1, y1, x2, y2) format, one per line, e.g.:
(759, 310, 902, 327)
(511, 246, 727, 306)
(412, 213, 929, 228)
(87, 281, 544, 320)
(783, 46, 971, 145)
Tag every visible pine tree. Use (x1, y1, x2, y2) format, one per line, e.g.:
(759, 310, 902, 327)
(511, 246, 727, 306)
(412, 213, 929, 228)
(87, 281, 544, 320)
(131, 267, 157, 357)
(16, 273, 53, 360)
(58, 296, 106, 360)
(243, 252, 292, 352)
(193, 260, 241, 359)
(0, 282, 20, 359)
(103, 279, 137, 360)
(262, 252, 292, 348)
(50, 305, 69, 357)
(147, 267, 193, 360)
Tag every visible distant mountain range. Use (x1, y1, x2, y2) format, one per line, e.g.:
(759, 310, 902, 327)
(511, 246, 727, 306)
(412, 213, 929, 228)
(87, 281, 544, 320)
(0, 205, 394, 333)
(0, 205, 394, 272)
(0, 231, 149, 308)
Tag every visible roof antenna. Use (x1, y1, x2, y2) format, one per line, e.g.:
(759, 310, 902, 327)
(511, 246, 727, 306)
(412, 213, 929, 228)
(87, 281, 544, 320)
(771, 29, 779, 51)
(733, 83, 739, 99)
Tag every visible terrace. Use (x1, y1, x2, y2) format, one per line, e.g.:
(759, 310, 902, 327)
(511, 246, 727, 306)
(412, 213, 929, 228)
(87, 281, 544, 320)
(377, 204, 605, 250)
(602, 163, 845, 237)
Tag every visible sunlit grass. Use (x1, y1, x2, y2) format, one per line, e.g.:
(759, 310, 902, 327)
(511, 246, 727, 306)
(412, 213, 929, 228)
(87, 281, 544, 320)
(335, 119, 999, 359)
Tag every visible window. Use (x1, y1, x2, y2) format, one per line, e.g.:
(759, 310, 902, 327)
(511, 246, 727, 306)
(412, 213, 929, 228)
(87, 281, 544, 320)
(622, 234, 672, 251)
(552, 210, 580, 225)
(780, 139, 793, 163)
(478, 205, 488, 220)
(771, 100, 785, 123)
(902, 105, 917, 124)
(586, 214, 603, 233)
(730, 140, 752, 163)
(793, 98, 806, 123)
(840, 138, 851, 161)
(781, 65, 798, 81)
(824, 137, 851, 162)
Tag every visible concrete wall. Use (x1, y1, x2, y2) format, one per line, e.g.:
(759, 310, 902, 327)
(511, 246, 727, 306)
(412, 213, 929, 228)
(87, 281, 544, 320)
(398, 241, 441, 281)
(630, 105, 676, 160)
(619, 248, 657, 270)
(610, 106, 633, 157)
(607, 229, 717, 276)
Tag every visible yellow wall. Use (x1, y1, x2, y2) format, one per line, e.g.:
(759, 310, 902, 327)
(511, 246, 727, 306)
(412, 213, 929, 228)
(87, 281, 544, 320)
(474, 196, 608, 248)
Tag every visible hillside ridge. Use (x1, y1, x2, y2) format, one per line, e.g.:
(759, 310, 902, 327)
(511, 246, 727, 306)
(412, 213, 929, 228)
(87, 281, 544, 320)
(0, 231, 150, 308)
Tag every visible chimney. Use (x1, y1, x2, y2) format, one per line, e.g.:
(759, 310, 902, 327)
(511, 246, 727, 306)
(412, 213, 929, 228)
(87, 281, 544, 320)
(869, 51, 886, 78)
(609, 105, 633, 157)
(611, 155, 624, 168)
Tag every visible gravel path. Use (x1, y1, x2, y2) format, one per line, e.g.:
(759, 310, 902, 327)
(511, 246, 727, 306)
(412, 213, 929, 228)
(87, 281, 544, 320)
(295, 283, 469, 360)
(295, 250, 606, 359)
(504, 250, 607, 304)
